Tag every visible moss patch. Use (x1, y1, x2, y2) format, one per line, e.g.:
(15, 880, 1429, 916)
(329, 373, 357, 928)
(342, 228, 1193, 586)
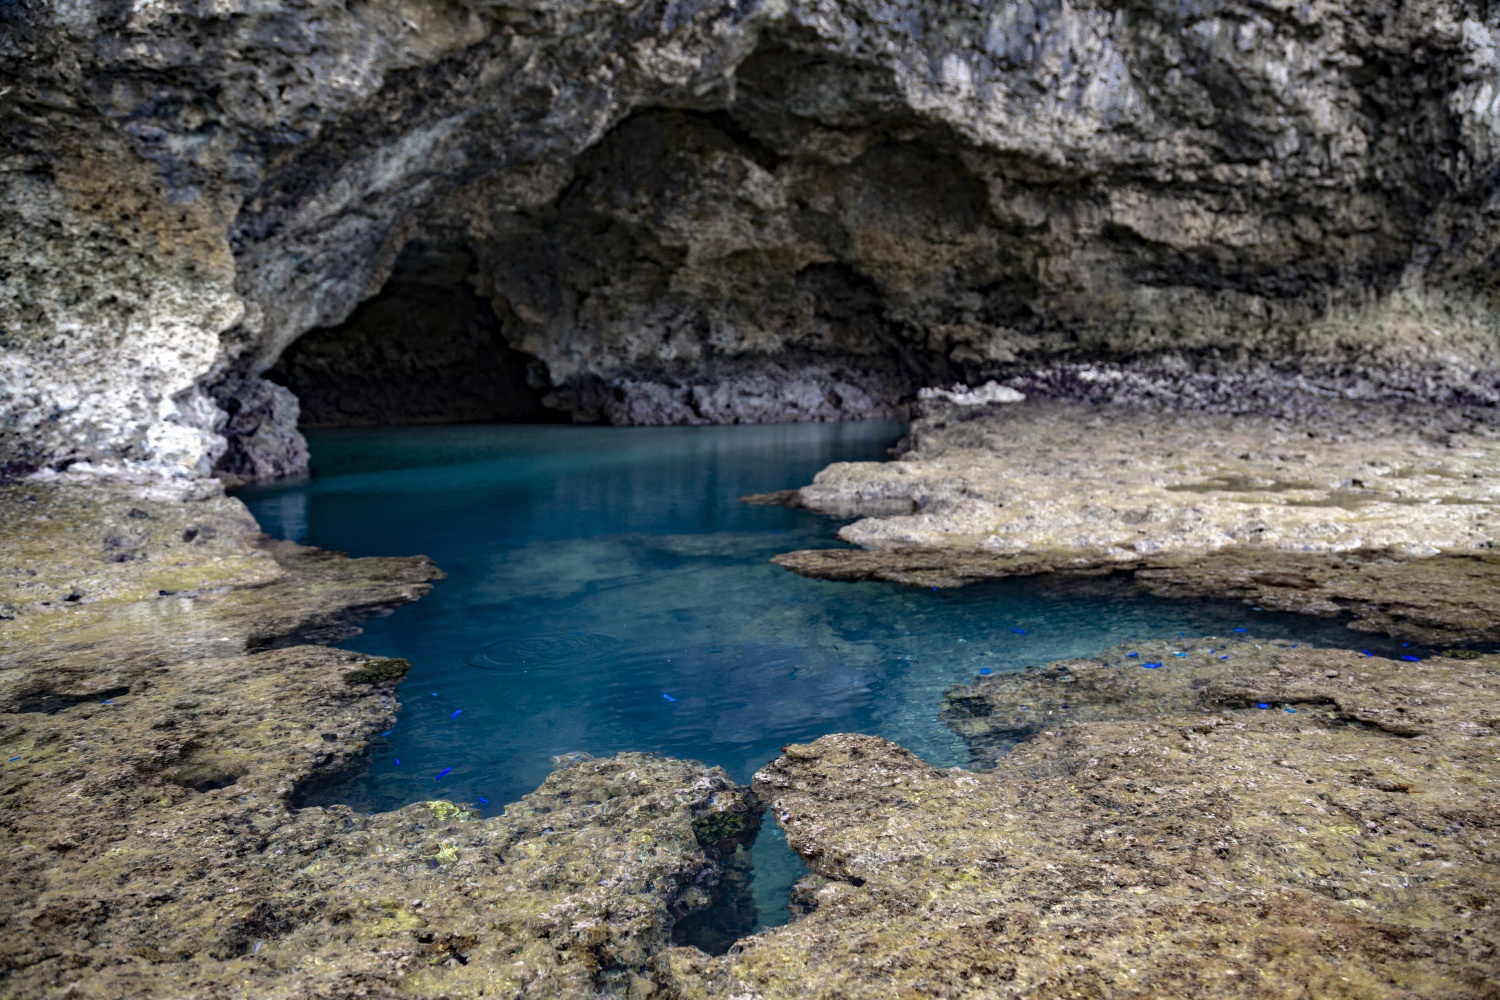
(342, 657, 411, 685)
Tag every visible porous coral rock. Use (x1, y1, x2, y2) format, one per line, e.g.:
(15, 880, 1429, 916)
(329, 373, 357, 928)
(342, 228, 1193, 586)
(660, 641, 1500, 998)
(0, 478, 761, 998)
(917, 381, 1027, 406)
(776, 398, 1500, 643)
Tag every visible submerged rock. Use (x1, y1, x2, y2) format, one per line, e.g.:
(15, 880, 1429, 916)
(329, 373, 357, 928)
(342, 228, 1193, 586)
(662, 642, 1500, 998)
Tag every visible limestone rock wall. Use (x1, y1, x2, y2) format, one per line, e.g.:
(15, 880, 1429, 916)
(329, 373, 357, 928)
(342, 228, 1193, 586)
(5, 0, 1500, 479)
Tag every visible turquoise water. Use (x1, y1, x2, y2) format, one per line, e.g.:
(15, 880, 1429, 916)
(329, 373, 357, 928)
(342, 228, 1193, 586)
(237, 421, 1400, 931)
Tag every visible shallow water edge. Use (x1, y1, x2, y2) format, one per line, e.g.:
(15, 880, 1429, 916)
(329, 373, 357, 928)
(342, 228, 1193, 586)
(236, 421, 1435, 935)
(1, 414, 1498, 997)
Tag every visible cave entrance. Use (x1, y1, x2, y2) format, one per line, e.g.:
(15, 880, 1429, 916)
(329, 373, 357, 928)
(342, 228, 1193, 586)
(268, 241, 564, 428)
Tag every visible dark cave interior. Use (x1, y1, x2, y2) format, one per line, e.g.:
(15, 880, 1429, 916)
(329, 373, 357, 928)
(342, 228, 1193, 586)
(267, 241, 564, 428)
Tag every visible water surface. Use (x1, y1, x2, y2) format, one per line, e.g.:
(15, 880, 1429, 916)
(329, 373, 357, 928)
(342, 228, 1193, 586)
(238, 421, 1402, 929)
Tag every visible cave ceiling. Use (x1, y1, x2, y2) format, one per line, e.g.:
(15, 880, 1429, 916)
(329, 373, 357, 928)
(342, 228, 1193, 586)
(3, 0, 1500, 478)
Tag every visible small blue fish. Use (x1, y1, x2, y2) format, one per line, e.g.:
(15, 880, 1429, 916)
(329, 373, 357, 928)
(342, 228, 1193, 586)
(1220, 655, 1230, 660)
(7, 757, 18, 762)
(1257, 703, 1270, 709)
(1401, 655, 1420, 662)
(1402, 642, 1410, 647)
(1010, 627, 1027, 634)
(380, 730, 393, 737)
(432, 692, 438, 697)
(478, 797, 489, 805)
(436, 767, 451, 781)
(1364, 650, 1373, 657)
(1291, 643, 1299, 648)
(1233, 628, 1249, 633)
(1142, 662, 1162, 669)
(1173, 652, 1187, 658)
(451, 709, 462, 719)
(931, 586, 938, 591)
(394, 759, 401, 765)
(1127, 652, 1139, 658)
(662, 694, 676, 703)
(1284, 708, 1297, 713)
(101, 699, 114, 705)
(979, 667, 993, 675)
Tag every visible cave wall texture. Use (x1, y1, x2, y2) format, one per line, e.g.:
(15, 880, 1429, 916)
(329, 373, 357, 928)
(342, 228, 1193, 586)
(4, 0, 1500, 480)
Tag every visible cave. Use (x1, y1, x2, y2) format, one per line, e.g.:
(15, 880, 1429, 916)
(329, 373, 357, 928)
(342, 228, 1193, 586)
(266, 240, 560, 428)
(7, 1, 1500, 996)
(9, 4, 1498, 476)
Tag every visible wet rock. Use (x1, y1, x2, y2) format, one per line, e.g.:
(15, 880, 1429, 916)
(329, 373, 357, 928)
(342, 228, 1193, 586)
(943, 636, 1483, 762)
(661, 643, 1500, 998)
(342, 657, 414, 686)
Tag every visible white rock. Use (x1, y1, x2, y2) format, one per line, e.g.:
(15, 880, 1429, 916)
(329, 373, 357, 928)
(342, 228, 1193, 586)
(917, 382, 1027, 406)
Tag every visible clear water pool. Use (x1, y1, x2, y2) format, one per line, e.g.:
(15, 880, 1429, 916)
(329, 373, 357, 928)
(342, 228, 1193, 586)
(236, 421, 1402, 931)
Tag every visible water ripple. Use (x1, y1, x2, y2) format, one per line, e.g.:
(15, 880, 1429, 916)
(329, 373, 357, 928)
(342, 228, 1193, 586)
(464, 631, 621, 673)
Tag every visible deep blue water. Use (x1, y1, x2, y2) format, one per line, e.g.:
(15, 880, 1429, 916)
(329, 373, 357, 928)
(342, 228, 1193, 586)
(236, 421, 1402, 929)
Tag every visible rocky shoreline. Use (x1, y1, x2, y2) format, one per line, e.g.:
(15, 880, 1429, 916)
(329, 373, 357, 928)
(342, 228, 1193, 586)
(719, 396, 1500, 997)
(670, 635, 1500, 997)
(772, 397, 1500, 646)
(0, 476, 762, 998)
(7, 0, 1500, 992)
(3, 399, 1499, 997)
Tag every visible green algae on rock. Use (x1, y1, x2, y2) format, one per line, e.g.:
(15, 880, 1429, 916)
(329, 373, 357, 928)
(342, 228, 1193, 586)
(342, 657, 414, 685)
(0, 477, 763, 998)
(661, 642, 1500, 998)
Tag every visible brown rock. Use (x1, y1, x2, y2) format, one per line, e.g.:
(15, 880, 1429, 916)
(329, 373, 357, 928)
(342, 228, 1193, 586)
(662, 642, 1500, 998)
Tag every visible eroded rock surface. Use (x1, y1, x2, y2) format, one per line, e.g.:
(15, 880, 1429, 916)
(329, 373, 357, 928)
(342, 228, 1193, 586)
(776, 398, 1500, 644)
(795, 399, 1500, 557)
(0, 478, 762, 998)
(662, 642, 1500, 998)
(8, 1, 1500, 477)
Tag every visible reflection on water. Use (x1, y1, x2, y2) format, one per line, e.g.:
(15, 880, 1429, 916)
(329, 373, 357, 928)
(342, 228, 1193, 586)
(237, 421, 1402, 929)
(253, 490, 309, 543)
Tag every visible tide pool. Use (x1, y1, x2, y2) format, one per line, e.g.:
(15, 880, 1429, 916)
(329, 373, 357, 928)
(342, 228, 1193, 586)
(237, 421, 1403, 931)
